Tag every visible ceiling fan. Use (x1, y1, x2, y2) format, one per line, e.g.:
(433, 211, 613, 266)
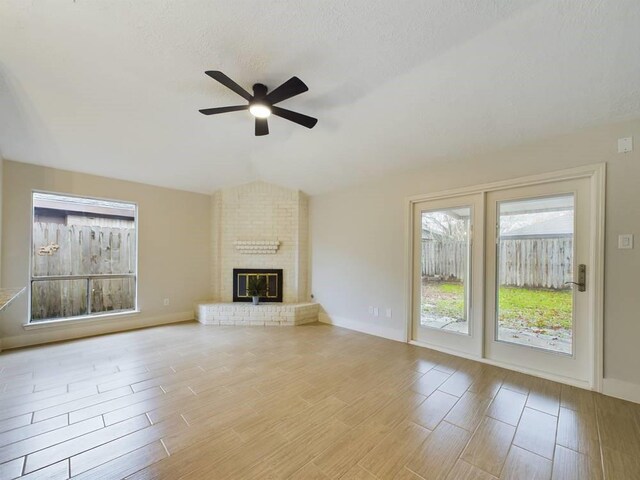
(199, 71, 318, 136)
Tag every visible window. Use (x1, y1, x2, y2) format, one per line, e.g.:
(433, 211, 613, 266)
(30, 192, 137, 322)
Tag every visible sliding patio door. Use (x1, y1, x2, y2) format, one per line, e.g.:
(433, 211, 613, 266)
(411, 193, 484, 357)
(485, 177, 593, 383)
(410, 169, 601, 386)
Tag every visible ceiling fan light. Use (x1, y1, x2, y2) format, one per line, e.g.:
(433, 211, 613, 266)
(249, 103, 271, 118)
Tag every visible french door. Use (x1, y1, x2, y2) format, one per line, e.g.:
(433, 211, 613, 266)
(411, 172, 598, 386)
(485, 177, 592, 383)
(412, 193, 484, 357)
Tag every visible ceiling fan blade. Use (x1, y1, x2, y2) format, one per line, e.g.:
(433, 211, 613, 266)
(265, 77, 309, 105)
(199, 105, 248, 115)
(204, 71, 253, 101)
(271, 106, 317, 129)
(255, 117, 269, 136)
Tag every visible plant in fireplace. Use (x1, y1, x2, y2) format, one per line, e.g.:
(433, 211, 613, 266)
(247, 275, 268, 305)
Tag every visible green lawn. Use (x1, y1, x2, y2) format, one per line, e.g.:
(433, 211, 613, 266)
(422, 282, 573, 329)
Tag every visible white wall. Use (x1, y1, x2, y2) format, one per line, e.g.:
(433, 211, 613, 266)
(210, 181, 309, 303)
(1, 160, 211, 348)
(310, 119, 640, 393)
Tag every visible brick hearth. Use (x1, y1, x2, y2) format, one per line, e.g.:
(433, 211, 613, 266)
(196, 302, 319, 326)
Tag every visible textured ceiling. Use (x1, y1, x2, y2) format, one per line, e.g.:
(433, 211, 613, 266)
(1, 1, 639, 194)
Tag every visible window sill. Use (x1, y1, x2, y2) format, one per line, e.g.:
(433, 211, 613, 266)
(23, 310, 141, 330)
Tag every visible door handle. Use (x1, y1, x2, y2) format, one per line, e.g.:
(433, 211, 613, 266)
(565, 264, 586, 292)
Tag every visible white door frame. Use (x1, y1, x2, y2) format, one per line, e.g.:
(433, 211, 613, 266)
(404, 164, 606, 391)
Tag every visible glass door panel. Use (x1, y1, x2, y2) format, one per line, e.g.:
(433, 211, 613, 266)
(412, 194, 483, 357)
(496, 195, 575, 354)
(421, 207, 471, 335)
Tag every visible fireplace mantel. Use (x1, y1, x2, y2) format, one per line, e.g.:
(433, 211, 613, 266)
(234, 240, 280, 255)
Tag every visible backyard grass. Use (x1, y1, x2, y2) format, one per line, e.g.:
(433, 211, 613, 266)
(422, 282, 573, 329)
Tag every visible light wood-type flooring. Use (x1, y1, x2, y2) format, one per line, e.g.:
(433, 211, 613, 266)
(1, 322, 639, 479)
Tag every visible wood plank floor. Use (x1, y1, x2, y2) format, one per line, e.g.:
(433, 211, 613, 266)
(0, 322, 639, 479)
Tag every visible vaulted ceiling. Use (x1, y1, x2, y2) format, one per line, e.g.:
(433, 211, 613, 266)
(1, 1, 639, 194)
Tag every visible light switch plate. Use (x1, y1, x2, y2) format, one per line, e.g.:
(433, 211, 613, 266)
(618, 234, 634, 249)
(618, 137, 633, 153)
(373, 307, 379, 317)
(385, 308, 392, 318)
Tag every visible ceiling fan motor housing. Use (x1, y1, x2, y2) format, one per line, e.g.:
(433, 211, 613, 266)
(250, 83, 271, 113)
(252, 83, 268, 99)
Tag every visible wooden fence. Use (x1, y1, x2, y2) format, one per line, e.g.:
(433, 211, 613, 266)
(31, 223, 136, 320)
(421, 240, 468, 281)
(422, 237, 573, 289)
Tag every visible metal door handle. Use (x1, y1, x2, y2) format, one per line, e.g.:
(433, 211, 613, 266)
(565, 264, 586, 292)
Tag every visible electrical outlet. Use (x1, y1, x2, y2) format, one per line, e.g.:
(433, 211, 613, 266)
(163, 298, 170, 306)
(373, 307, 379, 317)
(386, 308, 392, 318)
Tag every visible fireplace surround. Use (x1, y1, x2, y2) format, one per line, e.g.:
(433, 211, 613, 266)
(210, 181, 309, 303)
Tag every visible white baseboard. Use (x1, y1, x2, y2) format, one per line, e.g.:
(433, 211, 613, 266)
(602, 378, 640, 404)
(318, 312, 405, 342)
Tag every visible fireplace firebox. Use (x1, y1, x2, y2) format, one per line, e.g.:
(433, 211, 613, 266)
(233, 268, 283, 303)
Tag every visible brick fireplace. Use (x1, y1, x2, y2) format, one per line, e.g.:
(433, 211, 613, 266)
(197, 181, 318, 326)
(209, 181, 309, 303)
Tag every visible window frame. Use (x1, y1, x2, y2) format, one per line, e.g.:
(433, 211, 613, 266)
(28, 190, 139, 324)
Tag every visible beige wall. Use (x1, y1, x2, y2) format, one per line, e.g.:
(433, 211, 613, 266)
(210, 181, 309, 303)
(1, 160, 211, 349)
(310, 119, 640, 390)
(0, 154, 3, 286)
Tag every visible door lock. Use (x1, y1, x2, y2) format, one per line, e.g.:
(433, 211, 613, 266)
(565, 264, 586, 292)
